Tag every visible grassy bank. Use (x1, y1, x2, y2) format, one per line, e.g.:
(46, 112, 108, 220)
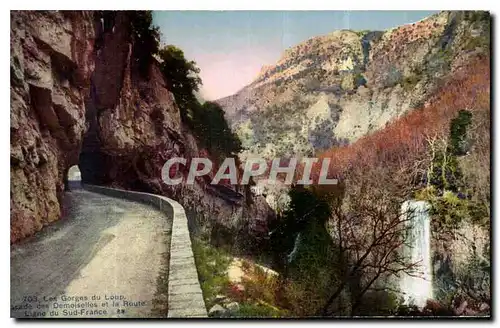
(191, 238, 287, 318)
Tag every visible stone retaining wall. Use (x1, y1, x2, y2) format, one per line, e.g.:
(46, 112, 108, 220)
(83, 184, 207, 318)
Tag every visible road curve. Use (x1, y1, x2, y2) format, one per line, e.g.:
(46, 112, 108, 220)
(10, 184, 172, 318)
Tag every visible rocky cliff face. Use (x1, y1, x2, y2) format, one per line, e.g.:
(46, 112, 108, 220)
(10, 11, 95, 243)
(11, 11, 273, 246)
(217, 11, 490, 160)
(80, 12, 273, 249)
(430, 219, 490, 313)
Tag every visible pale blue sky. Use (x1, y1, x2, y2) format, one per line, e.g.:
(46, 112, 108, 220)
(153, 11, 438, 100)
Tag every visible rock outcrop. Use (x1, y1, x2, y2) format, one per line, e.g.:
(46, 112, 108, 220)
(10, 11, 95, 243)
(11, 11, 273, 246)
(432, 221, 490, 304)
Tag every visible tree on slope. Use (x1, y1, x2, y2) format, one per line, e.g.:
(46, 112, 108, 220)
(158, 44, 202, 121)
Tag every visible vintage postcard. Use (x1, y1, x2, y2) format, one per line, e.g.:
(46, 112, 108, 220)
(10, 10, 491, 319)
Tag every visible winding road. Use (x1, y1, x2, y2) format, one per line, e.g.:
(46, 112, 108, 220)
(10, 182, 172, 318)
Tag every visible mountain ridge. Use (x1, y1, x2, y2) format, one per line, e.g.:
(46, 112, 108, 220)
(216, 11, 489, 160)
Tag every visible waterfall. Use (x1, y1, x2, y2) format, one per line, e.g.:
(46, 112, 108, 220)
(400, 200, 433, 308)
(287, 232, 303, 264)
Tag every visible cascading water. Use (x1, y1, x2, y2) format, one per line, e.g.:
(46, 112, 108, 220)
(287, 231, 303, 263)
(400, 200, 433, 308)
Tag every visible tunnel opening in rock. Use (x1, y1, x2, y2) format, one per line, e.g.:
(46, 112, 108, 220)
(66, 165, 82, 191)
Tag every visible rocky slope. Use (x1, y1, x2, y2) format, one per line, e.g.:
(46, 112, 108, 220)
(217, 11, 490, 160)
(432, 219, 490, 307)
(11, 11, 273, 245)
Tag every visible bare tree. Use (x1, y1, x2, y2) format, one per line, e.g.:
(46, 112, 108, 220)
(318, 161, 425, 316)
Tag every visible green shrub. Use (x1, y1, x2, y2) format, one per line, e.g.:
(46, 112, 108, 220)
(191, 101, 242, 159)
(158, 45, 202, 118)
(430, 191, 469, 227)
(191, 238, 232, 308)
(157, 47, 240, 159)
(127, 11, 161, 76)
(414, 186, 438, 201)
(449, 110, 472, 156)
(353, 290, 400, 316)
(233, 302, 285, 318)
(435, 48, 453, 68)
(401, 74, 420, 91)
